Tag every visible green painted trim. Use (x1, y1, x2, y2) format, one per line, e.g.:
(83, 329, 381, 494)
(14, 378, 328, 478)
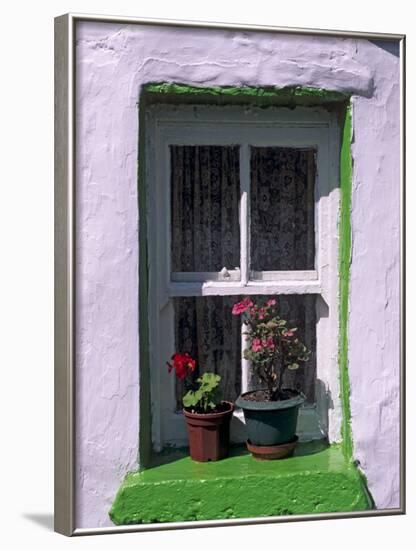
(357, 467, 376, 509)
(338, 104, 354, 461)
(138, 85, 354, 460)
(109, 444, 372, 524)
(142, 83, 349, 108)
(137, 90, 152, 467)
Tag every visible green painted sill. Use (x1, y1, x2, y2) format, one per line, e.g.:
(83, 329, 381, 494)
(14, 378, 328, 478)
(109, 442, 373, 525)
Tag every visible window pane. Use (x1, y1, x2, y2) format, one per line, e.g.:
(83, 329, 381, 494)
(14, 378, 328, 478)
(250, 147, 315, 271)
(242, 294, 317, 403)
(173, 296, 242, 409)
(174, 294, 316, 408)
(170, 145, 240, 272)
(276, 294, 316, 402)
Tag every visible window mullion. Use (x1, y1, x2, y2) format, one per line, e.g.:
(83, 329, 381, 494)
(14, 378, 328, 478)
(240, 143, 250, 285)
(239, 143, 251, 393)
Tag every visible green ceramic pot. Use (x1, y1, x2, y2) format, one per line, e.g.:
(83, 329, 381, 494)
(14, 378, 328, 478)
(236, 390, 305, 446)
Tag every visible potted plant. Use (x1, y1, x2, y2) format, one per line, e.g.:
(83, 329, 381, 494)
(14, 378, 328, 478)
(232, 297, 310, 460)
(167, 353, 234, 462)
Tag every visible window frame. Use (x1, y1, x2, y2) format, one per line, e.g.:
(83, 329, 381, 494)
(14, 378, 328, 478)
(146, 104, 341, 451)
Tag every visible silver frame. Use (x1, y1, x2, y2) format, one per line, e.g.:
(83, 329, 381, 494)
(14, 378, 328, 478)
(54, 13, 406, 536)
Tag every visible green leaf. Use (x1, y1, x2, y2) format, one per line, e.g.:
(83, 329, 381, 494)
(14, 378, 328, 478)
(287, 363, 299, 370)
(182, 372, 221, 410)
(198, 372, 221, 392)
(182, 389, 202, 408)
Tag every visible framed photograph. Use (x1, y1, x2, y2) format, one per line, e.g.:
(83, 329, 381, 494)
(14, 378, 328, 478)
(54, 13, 405, 536)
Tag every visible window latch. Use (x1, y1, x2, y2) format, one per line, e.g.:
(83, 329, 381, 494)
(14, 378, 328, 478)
(220, 266, 231, 279)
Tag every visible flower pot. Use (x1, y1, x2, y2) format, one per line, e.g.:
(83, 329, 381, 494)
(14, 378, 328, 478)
(246, 436, 299, 460)
(236, 390, 305, 449)
(183, 401, 234, 462)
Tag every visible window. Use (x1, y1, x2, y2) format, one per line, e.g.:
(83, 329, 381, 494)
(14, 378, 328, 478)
(146, 104, 341, 450)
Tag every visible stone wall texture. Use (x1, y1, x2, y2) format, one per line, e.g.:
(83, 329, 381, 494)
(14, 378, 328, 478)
(75, 21, 401, 527)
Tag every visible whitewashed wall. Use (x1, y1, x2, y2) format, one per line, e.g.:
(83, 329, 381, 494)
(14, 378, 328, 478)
(75, 22, 400, 527)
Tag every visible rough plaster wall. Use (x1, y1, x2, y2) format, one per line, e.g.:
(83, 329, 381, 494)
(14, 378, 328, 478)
(75, 22, 400, 527)
(349, 42, 401, 508)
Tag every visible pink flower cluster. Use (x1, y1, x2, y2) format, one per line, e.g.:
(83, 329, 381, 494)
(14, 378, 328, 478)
(251, 337, 275, 352)
(232, 298, 253, 315)
(232, 297, 277, 317)
(257, 308, 266, 320)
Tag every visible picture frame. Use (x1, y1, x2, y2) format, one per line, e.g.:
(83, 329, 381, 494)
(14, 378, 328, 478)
(54, 13, 405, 536)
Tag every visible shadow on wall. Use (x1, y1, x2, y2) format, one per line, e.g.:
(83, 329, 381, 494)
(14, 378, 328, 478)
(316, 377, 335, 437)
(22, 513, 54, 532)
(369, 40, 400, 57)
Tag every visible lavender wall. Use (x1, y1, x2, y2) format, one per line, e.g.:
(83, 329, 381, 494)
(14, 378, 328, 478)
(75, 22, 400, 527)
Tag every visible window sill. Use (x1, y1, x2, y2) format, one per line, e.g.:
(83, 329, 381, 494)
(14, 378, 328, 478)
(109, 442, 373, 525)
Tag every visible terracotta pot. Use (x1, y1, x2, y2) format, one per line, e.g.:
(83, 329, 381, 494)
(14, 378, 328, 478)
(247, 436, 298, 460)
(183, 401, 234, 462)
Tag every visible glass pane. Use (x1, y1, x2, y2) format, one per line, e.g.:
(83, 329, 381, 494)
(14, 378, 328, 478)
(240, 294, 316, 403)
(173, 296, 242, 409)
(276, 294, 316, 402)
(170, 145, 240, 273)
(250, 147, 316, 271)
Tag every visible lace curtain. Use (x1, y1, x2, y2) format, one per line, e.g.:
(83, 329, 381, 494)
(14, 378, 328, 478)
(170, 145, 240, 272)
(264, 294, 316, 403)
(251, 147, 315, 271)
(174, 296, 242, 407)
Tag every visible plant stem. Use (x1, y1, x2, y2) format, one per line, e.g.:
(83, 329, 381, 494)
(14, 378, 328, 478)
(277, 338, 284, 393)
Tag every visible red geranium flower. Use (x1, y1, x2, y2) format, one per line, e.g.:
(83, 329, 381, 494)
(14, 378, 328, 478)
(167, 352, 196, 380)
